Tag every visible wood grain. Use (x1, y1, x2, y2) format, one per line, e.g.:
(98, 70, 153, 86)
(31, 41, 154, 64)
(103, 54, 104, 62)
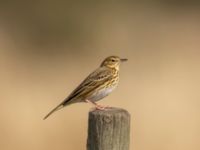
(87, 107, 130, 150)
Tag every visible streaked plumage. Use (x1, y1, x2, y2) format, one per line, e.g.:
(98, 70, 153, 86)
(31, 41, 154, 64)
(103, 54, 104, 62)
(43, 56, 127, 120)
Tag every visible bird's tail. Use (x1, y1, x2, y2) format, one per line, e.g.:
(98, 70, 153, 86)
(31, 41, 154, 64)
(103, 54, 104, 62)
(43, 104, 64, 120)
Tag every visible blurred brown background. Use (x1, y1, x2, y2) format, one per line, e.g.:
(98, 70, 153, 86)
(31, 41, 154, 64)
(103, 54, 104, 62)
(0, 1, 200, 150)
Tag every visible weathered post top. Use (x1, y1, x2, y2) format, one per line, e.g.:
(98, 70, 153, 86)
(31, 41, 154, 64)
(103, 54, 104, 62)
(87, 107, 131, 150)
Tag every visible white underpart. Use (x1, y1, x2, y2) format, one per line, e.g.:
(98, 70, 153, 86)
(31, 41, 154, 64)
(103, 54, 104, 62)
(89, 86, 117, 102)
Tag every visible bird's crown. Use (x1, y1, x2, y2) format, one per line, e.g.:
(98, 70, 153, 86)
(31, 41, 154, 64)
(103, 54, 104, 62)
(100, 56, 127, 69)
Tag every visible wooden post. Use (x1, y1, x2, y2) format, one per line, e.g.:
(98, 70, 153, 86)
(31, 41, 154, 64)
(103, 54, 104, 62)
(87, 107, 130, 150)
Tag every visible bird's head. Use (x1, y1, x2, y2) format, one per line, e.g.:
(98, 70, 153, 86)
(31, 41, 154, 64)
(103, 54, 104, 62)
(100, 56, 128, 69)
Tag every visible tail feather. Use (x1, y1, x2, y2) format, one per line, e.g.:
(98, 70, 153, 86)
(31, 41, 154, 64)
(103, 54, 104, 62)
(43, 104, 64, 120)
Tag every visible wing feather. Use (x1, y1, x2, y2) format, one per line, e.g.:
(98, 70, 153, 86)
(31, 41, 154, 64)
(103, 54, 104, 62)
(43, 67, 113, 119)
(62, 67, 112, 105)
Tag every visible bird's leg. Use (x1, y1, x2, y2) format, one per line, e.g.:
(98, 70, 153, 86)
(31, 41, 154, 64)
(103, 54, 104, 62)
(85, 99, 107, 110)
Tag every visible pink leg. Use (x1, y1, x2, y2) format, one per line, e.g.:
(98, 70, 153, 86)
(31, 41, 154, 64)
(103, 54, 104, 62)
(85, 99, 107, 110)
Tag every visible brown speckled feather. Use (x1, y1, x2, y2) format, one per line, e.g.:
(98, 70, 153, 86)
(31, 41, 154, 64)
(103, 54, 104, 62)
(43, 67, 114, 119)
(43, 56, 127, 120)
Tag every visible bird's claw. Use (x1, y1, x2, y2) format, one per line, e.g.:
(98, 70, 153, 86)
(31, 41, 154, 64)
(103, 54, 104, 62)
(95, 104, 110, 110)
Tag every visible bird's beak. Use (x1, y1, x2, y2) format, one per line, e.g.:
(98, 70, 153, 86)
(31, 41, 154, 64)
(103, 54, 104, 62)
(120, 58, 128, 62)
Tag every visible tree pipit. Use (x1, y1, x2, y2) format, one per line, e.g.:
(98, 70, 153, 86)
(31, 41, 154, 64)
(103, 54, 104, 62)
(43, 56, 127, 119)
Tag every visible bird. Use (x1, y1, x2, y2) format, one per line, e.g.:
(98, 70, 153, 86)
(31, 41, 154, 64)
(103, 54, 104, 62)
(43, 56, 127, 120)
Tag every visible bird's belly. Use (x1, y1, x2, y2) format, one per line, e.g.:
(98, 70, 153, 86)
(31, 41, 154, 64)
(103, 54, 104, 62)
(89, 86, 116, 102)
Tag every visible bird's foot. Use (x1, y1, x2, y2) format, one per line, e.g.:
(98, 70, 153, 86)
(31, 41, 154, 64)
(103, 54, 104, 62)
(85, 99, 109, 110)
(95, 104, 109, 110)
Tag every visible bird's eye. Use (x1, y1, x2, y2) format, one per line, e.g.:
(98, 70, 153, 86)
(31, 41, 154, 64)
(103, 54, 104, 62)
(111, 59, 115, 62)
